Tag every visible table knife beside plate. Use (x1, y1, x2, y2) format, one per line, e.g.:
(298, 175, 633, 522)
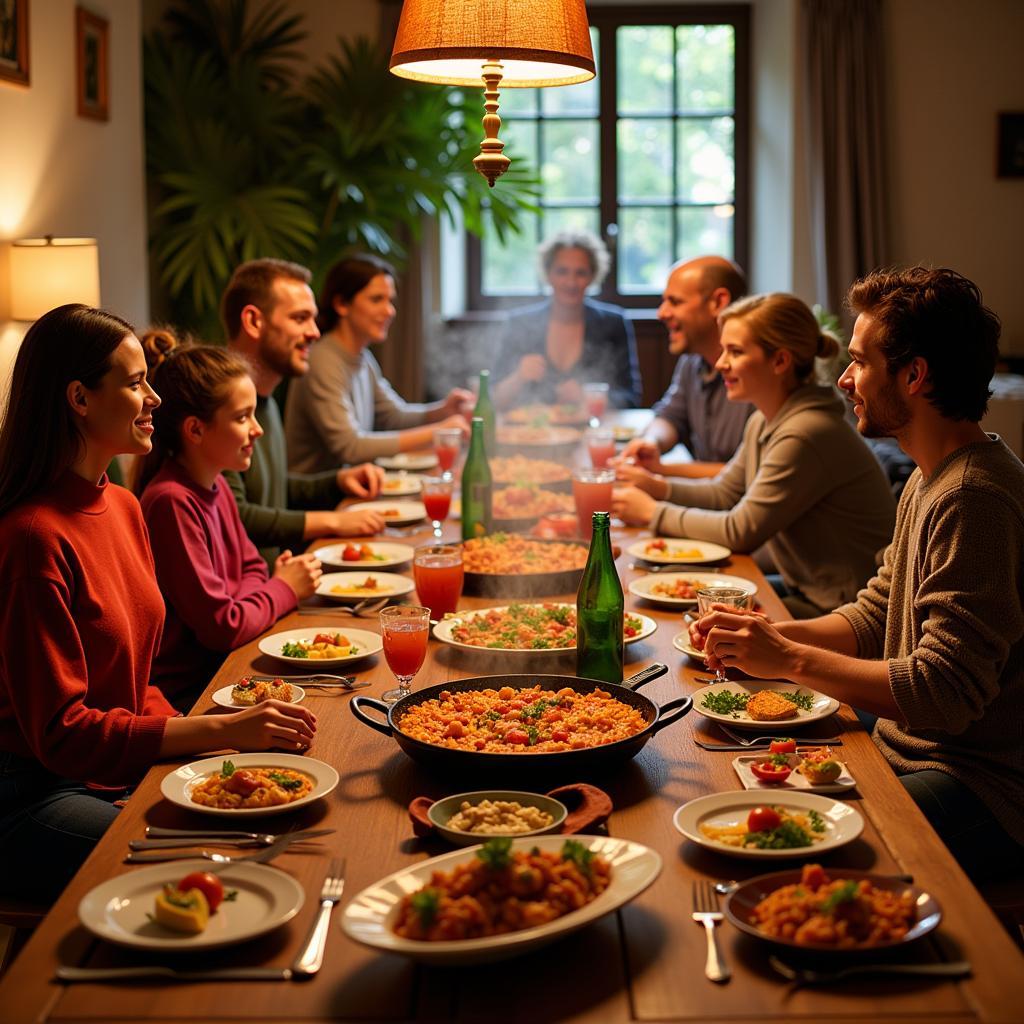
(129, 827, 334, 851)
(56, 965, 293, 983)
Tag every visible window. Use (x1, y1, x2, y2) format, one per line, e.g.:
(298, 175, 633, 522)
(468, 5, 749, 309)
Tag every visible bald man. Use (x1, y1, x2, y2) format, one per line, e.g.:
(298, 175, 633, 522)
(618, 256, 754, 479)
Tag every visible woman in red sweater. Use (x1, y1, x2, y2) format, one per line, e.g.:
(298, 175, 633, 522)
(0, 305, 317, 901)
(137, 331, 321, 710)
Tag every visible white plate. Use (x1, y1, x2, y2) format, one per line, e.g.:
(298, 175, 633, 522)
(732, 753, 856, 794)
(212, 683, 305, 709)
(258, 626, 383, 667)
(380, 473, 423, 496)
(346, 500, 426, 525)
(78, 860, 305, 951)
(160, 753, 339, 818)
(671, 631, 707, 663)
(376, 453, 439, 471)
(673, 791, 864, 860)
(432, 603, 657, 653)
(692, 680, 840, 731)
(313, 542, 415, 570)
(316, 572, 414, 604)
(341, 834, 661, 965)
(627, 538, 731, 564)
(628, 572, 757, 608)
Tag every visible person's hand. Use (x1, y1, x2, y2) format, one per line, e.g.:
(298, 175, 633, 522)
(611, 485, 658, 526)
(272, 551, 321, 600)
(613, 462, 669, 498)
(331, 508, 384, 536)
(441, 387, 475, 418)
(436, 413, 471, 438)
(688, 603, 767, 650)
(555, 378, 584, 404)
(517, 354, 548, 383)
(693, 609, 790, 678)
(221, 700, 318, 752)
(614, 438, 664, 472)
(337, 462, 384, 498)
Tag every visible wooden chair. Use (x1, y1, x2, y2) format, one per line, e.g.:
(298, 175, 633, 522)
(0, 899, 47, 975)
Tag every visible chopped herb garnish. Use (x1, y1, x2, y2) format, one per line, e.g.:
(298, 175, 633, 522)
(410, 888, 440, 927)
(742, 819, 815, 849)
(522, 699, 551, 720)
(807, 809, 825, 833)
(221, 759, 235, 778)
(781, 691, 815, 711)
(821, 879, 860, 913)
(525, 725, 539, 746)
(476, 837, 514, 870)
(267, 772, 303, 790)
(280, 641, 309, 659)
(561, 839, 595, 877)
(700, 691, 750, 717)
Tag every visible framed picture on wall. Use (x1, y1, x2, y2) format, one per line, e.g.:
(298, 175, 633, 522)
(996, 113, 1024, 179)
(0, 0, 30, 88)
(76, 6, 109, 121)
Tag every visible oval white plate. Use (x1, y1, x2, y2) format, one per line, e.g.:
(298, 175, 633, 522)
(317, 572, 414, 604)
(212, 684, 305, 709)
(692, 680, 840, 731)
(673, 791, 863, 859)
(628, 572, 756, 608)
(341, 834, 661, 965)
(313, 542, 415, 570)
(346, 499, 426, 525)
(78, 860, 304, 951)
(433, 603, 657, 653)
(161, 753, 339, 818)
(257, 626, 383, 667)
(627, 539, 731, 564)
(671, 631, 707, 663)
(381, 473, 422, 496)
(376, 453, 439, 471)
(732, 753, 856, 794)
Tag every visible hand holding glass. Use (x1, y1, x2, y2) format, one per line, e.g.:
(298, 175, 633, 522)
(696, 587, 753, 682)
(420, 475, 453, 539)
(380, 605, 431, 704)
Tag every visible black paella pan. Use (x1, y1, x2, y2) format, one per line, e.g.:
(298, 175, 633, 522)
(349, 663, 691, 776)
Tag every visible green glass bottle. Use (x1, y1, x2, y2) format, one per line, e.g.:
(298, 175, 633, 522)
(461, 416, 492, 541)
(576, 511, 624, 684)
(473, 369, 496, 453)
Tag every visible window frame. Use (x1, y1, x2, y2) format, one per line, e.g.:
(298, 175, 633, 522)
(465, 3, 750, 311)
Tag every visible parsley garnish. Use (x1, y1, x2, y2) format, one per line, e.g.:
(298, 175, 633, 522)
(221, 759, 235, 778)
(700, 691, 750, 717)
(476, 837, 514, 870)
(807, 809, 825, 833)
(410, 888, 440, 927)
(821, 880, 860, 913)
(281, 641, 308, 659)
(267, 772, 303, 790)
(561, 839, 595, 877)
(742, 819, 815, 849)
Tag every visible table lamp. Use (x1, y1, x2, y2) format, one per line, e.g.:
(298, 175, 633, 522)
(9, 236, 101, 322)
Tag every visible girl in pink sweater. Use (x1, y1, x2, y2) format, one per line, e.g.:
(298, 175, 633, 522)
(137, 331, 322, 710)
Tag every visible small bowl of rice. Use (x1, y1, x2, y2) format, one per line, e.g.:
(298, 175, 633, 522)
(428, 790, 568, 847)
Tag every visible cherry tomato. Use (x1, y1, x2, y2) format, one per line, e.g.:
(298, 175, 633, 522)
(747, 805, 783, 832)
(225, 769, 259, 797)
(769, 737, 797, 754)
(750, 761, 792, 784)
(178, 871, 225, 912)
(341, 544, 361, 561)
(551, 729, 569, 742)
(313, 633, 340, 645)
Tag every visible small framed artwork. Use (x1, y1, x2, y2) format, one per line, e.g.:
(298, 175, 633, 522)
(996, 112, 1024, 179)
(76, 6, 108, 121)
(0, 0, 30, 88)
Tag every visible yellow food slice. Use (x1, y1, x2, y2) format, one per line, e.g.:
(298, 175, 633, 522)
(153, 886, 210, 934)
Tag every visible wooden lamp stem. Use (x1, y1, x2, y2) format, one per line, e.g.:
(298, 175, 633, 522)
(472, 60, 512, 187)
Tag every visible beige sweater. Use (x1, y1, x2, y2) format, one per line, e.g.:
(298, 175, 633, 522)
(651, 385, 896, 611)
(836, 437, 1024, 846)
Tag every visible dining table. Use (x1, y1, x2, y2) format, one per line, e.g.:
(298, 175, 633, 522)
(2, 450, 1023, 1023)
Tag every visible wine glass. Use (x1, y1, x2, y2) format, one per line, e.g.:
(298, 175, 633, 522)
(583, 382, 610, 427)
(433, 428, 462, 477)
(380, 605, 431, 704)
(585, 426, 616, 469)
(696, 586, 752, 682)
(420, 474, 453, 539)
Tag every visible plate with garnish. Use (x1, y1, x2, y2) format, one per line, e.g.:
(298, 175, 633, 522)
(316, 571, 414, 604)
(313, 541, 415, 570)
(628, 538, 731, 564)
(376, 453, 439, 472)
(257, 627, 383, 666)
(692, 681, 839, 731)
(629, 571, 755, 607)
(346, 500, 426, 525)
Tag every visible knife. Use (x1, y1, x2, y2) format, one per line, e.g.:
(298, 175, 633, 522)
(129, 828, 334, 851)
(56, 965, 293, 983)
(126, 832, 326, 863)
(695, 739, 844, 752)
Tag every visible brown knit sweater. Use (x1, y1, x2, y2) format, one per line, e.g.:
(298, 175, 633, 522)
(835, 436, 1024, 845)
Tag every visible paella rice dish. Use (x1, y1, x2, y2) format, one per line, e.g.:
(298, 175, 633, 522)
(496, 425, 581, 447)
(398, 684, 648, 752)
(493, 486, 575, 520)
(189, 759, 314, 809)
(490, 455, 572, 486)
(462, 534, 588, 575)
(448, 603, 645, 650)
(393, 837, 611, 940)
(649, 578, 703, 600)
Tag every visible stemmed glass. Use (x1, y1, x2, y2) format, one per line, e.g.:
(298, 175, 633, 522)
(433, 428, 462, 477)
(696, 587, 752, 682)
(380, 605, 431, 704)
(585, 426, 616, 469)
(583, 382, 610, 427)
(420, 475, 453, 539)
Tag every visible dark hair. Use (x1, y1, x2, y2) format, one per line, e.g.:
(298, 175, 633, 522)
(220, 258, 312, 339)
(846, 267, 1000, 422)
(698, 260, 748, 304)
(317, 254, 396, 333)
(0, 304, 135, 517)
(134, 329, 252, 494)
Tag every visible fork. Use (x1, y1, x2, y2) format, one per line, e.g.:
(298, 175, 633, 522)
(299, 597, 389, 617)
(768, 955, 972, 986)
(130, 827, 334, 851)
(717, 724, 842, 747)
(291, 857, 347, 977)
(126, 833, 316, 865)
(247, 673, 360, 687)
(692, 879, 730, 983)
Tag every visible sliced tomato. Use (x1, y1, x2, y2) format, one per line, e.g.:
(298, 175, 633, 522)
(750, 761, 792, 784)
(551, 729, 569, 742)
(178, 871, 225, 912)
(313, 632, 340, 645)
(506, 728, 529, 745)
(768, 737, 797, 754)
(747, 805, 783, 832)
(341, 544, 362, 561)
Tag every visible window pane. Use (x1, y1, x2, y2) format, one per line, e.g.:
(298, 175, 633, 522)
(676, 25, 734, 111)
(618, 118, 673, 203)
(482, 212, 539, 295)
(502, 119, 538, 177)
(676, 205, 734, 264)
(618, 26, 673, 114)
(618, 208, 672, 295)
(499, 87, 538, 117)
(541, 120, 598, 202)
(677, 117, 734, 203)
(541, 207, 601, 242)
(542, 27, 599, 116)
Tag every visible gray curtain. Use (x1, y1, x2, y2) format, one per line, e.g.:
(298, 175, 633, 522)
(802, 0, 888, 320)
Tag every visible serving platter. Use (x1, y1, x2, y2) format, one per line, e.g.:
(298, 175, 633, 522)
(316, 571, 414, 604)
(257, 626, 383, 667)
(312, 541, 415, 570)
(692, 680, 840, 731)
(627, 538, 731, 564)
(628, 571, 757, 608)
(732, 753, 856, 794)
(346, 500, 426, 525)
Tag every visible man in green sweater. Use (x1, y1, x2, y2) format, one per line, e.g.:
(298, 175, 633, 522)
(221, 258, 386, 564)
(693, 267, 1023, 880)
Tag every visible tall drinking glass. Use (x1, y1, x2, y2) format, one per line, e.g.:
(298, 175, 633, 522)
(583, 382, 610, 426)
(380, 605, 431, 704)
(420, 475, 453, 539)
(413, 543, 464, 618)
(696, 586, 752, 682)
(572, 468, 615, 539)
(433, 427, 462, 476)
(585, 426, 616, 469)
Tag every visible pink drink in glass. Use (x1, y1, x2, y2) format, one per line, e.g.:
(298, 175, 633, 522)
(573, 469, 615, 539)
(382, 621, 429, 677)
(583, 382, 609, 423)
(433, 428, 462, 475)
(413, 545, 464, 618)
(586, 427, 616, 469)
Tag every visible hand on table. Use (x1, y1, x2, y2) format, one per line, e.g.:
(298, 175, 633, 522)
(691, 609, 791, 678)
(331, 508, 384, 536)
(273, 550, 322, 600)
(223, 700, 318, 752)
(517, 353, 548, 383)
(615, 437, 665, 472)
(337, 462, 384, 498)
(611, 485, 658, 526)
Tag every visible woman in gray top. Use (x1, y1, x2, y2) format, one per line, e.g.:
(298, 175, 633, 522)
(613, 293, 896, 617)
(285, 255, 471, 471)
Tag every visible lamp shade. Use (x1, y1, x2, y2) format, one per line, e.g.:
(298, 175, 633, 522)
(390, 0, 595, 87)
(10, 237, 101, 321)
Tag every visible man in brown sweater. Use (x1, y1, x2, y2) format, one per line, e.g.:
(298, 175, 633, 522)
(693, 267, 1023, 879)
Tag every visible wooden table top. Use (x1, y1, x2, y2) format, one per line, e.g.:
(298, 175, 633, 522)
(3, 516, 1022, 1023)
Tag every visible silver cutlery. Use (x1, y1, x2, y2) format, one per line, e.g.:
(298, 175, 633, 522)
(291, 856, 346, 977)
(247, 673, 361, 688)
(145, 825, 311, 840)
(768, 955, 972, 986)
(125, 833, 319, 865)
(304, 681, 370, 691)
(298, 596, 389, 617)
(717, 724, 842, 747)
(383, 525, 423, 538)
(692, 879, 730, 983)
(694, 738, 842, 753)
(57, 965, 293, 983)
(129, 827, 334, 851)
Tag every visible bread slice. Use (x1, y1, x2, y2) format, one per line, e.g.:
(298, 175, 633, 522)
(746, 690, 798, 721)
